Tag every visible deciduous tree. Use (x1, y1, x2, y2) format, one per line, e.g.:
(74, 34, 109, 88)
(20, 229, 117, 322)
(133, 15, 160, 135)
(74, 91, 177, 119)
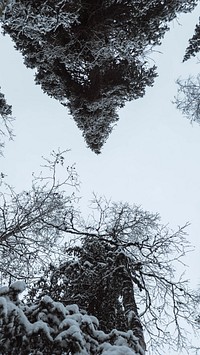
(29, 197, 198, 354)
(0, 150, 79, 285)
(174, 74, 200, 123)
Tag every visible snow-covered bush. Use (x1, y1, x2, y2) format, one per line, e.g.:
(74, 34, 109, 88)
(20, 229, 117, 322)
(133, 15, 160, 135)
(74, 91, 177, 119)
(0, 282, 144, 355)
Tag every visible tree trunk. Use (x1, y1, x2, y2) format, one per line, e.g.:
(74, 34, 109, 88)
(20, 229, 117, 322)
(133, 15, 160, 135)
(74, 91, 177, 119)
(122, 273, 146, 353)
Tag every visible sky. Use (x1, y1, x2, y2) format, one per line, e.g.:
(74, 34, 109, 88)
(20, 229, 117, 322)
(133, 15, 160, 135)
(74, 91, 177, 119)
(0, 4, 200, 353)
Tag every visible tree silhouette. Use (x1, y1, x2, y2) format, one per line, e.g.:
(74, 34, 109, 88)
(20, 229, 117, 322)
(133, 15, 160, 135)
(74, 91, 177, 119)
(184, 19, 200, 62)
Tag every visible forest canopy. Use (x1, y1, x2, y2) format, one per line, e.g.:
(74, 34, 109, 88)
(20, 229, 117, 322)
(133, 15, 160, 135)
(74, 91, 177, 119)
(1, 0, 198, 152)
(0, 1, 200, 354)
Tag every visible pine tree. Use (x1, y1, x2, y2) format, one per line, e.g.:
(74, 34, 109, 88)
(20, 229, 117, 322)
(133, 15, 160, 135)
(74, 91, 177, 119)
(1, 0, 197, 152)
(184, 19, 200, 61)
(0, 281, 143, 354)
(47, 236, 146, 351)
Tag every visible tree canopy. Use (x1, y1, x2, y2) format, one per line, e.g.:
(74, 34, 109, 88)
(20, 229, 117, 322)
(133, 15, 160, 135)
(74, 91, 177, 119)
(1, 0, 197, 152)
(0, 150, 79, 284)
(0, 151, 199, 353)
(27, 190, 198, 353)
(0, 1, 200, 353)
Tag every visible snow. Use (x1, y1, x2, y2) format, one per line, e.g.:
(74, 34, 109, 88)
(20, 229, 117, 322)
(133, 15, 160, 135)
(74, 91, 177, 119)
(88, 314, 99, 328)
(29, 319, 53, 340)
(55, 324, 84, 343)
(100, 344, 137, 354)
(0, 282, 144, 354)
(59, 317, 78, 329)
(83, 260, 93, 268)
(0, 285, 9, 295)
(65, 303, 79, 314)
(42, 295, 66, 315)
(10, 280, 26, 293)
(0, 296, 8, 317)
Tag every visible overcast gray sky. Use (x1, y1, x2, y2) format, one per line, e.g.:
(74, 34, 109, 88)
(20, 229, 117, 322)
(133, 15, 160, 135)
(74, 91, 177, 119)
(0, 4, 200, 353)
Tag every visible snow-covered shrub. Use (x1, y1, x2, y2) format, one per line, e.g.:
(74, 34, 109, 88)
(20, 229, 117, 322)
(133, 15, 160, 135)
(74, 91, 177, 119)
(0, 282, 144, 355)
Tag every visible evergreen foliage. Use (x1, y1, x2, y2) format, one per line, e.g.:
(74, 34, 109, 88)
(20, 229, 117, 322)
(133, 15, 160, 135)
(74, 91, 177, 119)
(1, 0, 197, 152)
(184, 19, 200, 61)
(0, 281, 143, 354)
(0, 90, 11, 118)
(0, 3, 199, 354)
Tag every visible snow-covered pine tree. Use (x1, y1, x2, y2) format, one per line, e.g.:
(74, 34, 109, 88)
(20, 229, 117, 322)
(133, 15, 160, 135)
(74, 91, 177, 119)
(0, 281, 144, 354)
(1, 0, 197, 152)
(184, 19, 200, 61)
